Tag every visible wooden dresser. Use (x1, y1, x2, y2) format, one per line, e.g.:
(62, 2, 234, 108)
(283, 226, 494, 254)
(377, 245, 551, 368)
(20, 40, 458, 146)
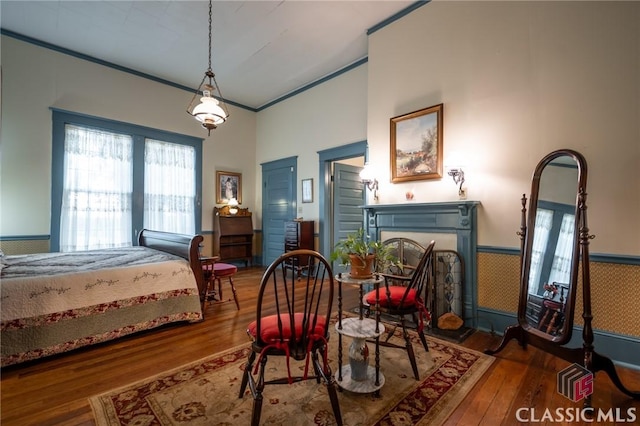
(284, 220, 314, 276)
(213, 206, 253, 266)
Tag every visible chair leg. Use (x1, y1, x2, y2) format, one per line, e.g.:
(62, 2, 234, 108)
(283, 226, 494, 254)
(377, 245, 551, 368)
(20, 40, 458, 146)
(406, 337, 419, 380)
(417, 328, 429, 353)
(204, 273, 215, 307)
(229, 276, 240, 310)
(401, 318, 420, 380)
(384, 324, 398, 343)
(239, 351, 256, 398)
(211, 275, 240, 310)
(326, 378, 343, 426)
(410, 312, 429, 352)
(546, 311, 560, 334)
(251, 396, 263, 426)
(311, 350, 321, 384)
(251, 356, 268, 426)
(316, 348, 343, 426)
(216, 277, 223, 299)
(538, 307, 552, 330)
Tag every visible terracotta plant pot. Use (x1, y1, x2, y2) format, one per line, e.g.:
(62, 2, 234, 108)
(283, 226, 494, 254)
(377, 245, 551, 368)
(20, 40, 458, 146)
(348, 253, 375, 279)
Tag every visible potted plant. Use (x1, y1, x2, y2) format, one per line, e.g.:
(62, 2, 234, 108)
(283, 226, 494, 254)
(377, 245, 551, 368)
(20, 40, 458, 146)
(330, 228, 400, 278)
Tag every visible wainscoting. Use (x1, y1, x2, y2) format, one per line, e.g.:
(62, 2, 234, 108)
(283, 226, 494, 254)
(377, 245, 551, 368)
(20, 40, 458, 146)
(0, 236, 50, 255)
(477, 248, 640, 368)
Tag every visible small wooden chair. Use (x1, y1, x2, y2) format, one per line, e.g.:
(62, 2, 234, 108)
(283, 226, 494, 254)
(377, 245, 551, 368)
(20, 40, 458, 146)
(238, 249, 342, 426)
(363, 240, 436, 380)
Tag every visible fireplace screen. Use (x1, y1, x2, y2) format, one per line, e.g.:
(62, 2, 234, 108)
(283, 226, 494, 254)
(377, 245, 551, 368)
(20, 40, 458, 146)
(431, 250, 465, 331)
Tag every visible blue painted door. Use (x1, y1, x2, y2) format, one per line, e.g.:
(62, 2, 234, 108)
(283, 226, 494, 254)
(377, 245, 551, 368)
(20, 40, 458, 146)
(261, 157, 296, 266)
(331, 162, 365, 275)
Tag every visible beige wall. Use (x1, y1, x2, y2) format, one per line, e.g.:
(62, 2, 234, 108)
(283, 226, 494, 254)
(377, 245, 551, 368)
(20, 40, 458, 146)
(0, 36, 257, 236)
(367, 1, 639, 256)
(254, 64, 368, 228)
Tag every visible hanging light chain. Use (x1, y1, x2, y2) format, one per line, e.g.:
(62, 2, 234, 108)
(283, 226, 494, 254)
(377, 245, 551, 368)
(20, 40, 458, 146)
(206, 0, 227, 103)
(186, 0, 228, 133)
(207, 0, 212, 73)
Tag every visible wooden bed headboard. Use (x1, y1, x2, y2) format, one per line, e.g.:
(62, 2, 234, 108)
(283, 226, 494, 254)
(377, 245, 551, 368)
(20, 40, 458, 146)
(137, 229, 206, 304)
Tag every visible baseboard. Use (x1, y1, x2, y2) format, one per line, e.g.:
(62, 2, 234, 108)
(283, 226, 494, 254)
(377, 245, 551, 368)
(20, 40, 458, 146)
(476, 307, 640, 371)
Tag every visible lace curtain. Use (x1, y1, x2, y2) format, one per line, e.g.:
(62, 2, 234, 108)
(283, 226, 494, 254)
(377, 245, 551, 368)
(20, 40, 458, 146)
(144, 139, 196, 234)
(60, 125, 133, 251)
(547, 213, 575, 285)
(528, 209, 576, 294)
(528, 209, 552, 294)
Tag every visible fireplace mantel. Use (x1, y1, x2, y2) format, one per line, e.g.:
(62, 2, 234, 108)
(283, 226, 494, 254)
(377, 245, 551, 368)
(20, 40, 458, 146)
(362, 201, 480, 327)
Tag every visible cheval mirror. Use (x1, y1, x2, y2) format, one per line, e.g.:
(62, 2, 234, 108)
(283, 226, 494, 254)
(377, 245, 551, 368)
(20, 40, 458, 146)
(485, 149, 640, 407)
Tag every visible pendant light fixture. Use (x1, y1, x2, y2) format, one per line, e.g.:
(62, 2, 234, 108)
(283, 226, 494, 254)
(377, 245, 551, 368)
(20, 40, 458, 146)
(186, 0, 229, 135)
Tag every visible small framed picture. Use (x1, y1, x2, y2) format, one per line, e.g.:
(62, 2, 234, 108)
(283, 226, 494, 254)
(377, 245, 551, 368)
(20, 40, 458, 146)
(216, 171, 242, 204)
(302, 178, 313, 203)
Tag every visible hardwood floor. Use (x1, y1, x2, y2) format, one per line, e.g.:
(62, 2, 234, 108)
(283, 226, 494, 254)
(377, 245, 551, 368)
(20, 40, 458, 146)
(2, 267, 639, 425)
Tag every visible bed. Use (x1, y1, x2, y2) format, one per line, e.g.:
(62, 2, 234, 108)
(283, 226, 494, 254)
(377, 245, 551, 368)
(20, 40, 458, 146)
(0, 229, 207, 367)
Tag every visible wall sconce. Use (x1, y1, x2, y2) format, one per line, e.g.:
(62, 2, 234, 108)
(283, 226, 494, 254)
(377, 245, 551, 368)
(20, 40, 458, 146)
(359, 164, 379, 201)
(446, 150, 467, 198)
(447, 167, 465, 197)
(228, 197, 239, 215)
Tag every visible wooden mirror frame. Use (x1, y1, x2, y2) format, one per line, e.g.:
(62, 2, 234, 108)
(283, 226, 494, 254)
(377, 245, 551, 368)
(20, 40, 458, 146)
(485, 149, 639, 408)
(518, 150, 585, 344)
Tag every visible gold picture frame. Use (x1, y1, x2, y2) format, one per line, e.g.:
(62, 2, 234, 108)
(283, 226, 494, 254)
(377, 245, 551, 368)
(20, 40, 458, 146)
(216, 171, 242, 204)
(390, 103, 443, 183)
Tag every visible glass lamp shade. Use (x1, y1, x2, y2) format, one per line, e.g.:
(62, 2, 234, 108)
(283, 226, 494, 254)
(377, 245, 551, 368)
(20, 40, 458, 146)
(192, 90, 227, 127)
(228, 197, 239, 214)
(359, 163, 375, 183)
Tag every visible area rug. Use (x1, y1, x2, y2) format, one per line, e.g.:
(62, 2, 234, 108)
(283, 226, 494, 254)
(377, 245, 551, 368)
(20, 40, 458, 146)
(90, 321, 494, 426)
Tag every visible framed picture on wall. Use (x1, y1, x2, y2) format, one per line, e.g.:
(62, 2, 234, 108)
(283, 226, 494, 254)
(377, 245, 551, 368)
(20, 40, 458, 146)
(390, 103, 443, 183)
(302, 178, 313, 203)
(216, 171, 242, 204)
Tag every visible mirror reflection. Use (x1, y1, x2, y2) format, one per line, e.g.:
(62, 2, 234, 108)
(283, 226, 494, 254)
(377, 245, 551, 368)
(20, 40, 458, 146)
(525, 155, 579, 337)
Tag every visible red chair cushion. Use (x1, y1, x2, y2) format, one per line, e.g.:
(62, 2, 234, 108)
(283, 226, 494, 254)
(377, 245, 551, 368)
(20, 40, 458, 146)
(214, 263, 237, 277)
(365, 286, 417, 308)
(247, 313, 327, 343)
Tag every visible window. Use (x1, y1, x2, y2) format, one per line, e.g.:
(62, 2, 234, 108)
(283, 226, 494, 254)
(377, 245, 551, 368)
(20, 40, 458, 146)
(59, 125, 133, 251)
(527, 201, 576, 294)
(144, 139, 196, 234)
(51, 110, 202, 252)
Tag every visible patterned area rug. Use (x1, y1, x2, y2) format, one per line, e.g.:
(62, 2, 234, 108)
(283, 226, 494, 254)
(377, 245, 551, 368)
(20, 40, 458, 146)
(90, 321, 493, 426)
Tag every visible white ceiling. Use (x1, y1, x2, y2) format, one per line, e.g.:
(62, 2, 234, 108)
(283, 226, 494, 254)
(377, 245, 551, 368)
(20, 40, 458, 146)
(1, 1, 417, 110)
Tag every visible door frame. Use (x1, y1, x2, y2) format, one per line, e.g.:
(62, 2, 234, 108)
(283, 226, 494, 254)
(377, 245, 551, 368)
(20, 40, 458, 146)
(317, 141, 367, 257)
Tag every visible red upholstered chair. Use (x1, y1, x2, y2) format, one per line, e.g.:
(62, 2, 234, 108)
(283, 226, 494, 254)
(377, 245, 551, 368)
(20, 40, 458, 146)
(238, 249, 342, 426)
(201, 257, 240, 310)
(363, 240, 435, 380)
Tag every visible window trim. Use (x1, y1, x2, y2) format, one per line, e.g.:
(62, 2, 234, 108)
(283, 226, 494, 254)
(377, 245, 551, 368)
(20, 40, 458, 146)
(51, 109, 203, 251)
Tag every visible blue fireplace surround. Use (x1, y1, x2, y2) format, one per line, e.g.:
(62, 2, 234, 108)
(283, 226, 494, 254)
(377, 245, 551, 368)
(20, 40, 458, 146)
(362, 201, 480, 328)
